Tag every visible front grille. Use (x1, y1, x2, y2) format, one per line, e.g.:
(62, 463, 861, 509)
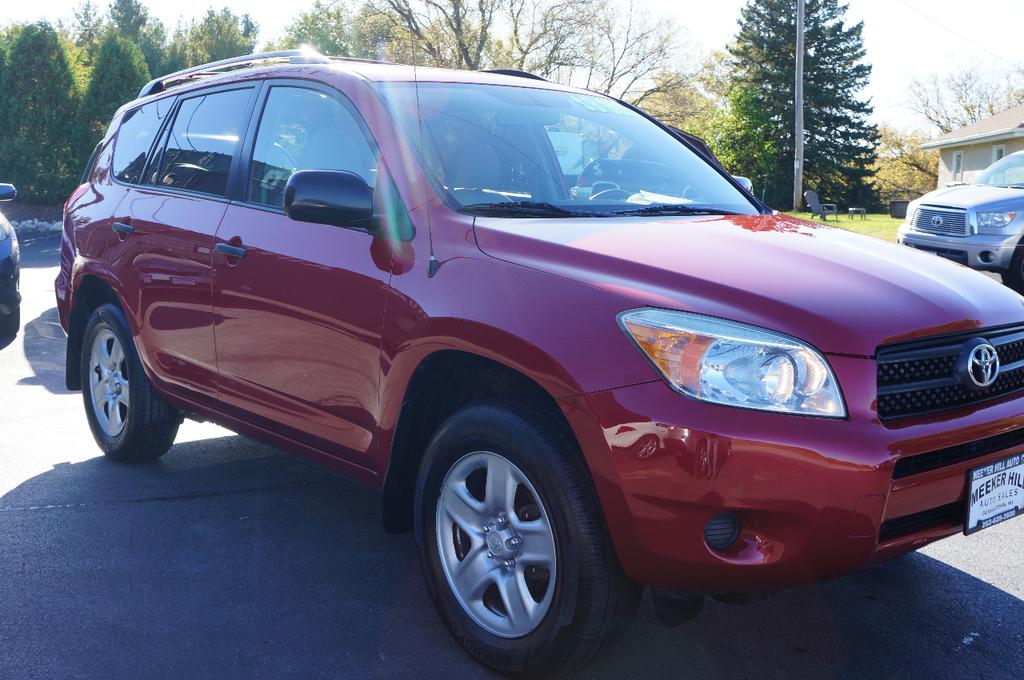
(876, 325, 1024, 420)
(912, 206, 970, 237)
(893, 426, 1024, 478)
(878, 501, 962, 542)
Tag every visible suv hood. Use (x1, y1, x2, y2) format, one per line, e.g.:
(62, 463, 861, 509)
(473, 213, 1024, 357)
(914, 183, 1024, 211)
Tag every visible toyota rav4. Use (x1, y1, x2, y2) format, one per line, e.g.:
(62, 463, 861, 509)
(56, 51, 1024, 676)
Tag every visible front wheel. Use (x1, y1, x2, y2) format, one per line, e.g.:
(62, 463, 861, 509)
(415, 402, 639, 676)
(81, 303, 181, 462)
(1001, 246, 1024, 293)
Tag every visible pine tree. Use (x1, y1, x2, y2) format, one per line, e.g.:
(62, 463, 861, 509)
(108, 0, 148, 41)
(76, 34, 151, 168)
(0, 23, 81, 203)
(71, 0, 106, 67)
(720, 0, 878, 210)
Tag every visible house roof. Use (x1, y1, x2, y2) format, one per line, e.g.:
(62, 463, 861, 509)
(922, 103, 1024, 149)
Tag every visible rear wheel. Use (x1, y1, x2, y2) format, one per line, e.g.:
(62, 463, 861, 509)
(415, 402, 639, 676)
(81, 304, 181, 462)
(0, 308, 19, 337)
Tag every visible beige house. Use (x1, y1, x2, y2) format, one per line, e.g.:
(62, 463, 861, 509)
(922, 104, 1024, 187)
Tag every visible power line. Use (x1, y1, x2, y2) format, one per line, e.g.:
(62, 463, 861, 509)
(893, 0, 1019, 67)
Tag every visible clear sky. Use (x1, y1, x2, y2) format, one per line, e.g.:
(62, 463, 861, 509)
(7, 0, 1024, 130)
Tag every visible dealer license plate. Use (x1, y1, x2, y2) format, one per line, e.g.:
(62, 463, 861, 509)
(964, 453, 1024, 535)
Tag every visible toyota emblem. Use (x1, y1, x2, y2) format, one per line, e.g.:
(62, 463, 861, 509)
(930, 214, 944, 227)
(965, 342, 1000, 388)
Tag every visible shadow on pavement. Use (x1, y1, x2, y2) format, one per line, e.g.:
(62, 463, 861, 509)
(16, 232, 61, 269)
(1, 432, 1021, 678)
(17, 307, 71, 393)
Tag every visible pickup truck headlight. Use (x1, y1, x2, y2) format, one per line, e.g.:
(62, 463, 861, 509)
(619, 309, 846, 417)
(977, 211, 1017, 230)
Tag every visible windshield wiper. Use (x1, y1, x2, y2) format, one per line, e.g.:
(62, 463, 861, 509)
(460, 201, 605, 218)
(607, 204, 741, 217)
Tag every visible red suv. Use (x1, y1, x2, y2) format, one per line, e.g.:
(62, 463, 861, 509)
(57, 51, 1024, 675)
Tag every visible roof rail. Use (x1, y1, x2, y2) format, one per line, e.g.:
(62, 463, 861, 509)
(138, 49, 332, 99)
(480, 69, 548, 82)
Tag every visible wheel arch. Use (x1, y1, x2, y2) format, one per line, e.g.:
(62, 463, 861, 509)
(65, 273, 125, 390)
(381, 349, 582, 534)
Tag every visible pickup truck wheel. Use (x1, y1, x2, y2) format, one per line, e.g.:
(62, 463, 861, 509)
(415, 402, 639, 676)
(0, 308, 19, 337)
(1002, 247, 1024, 293)
(81, 304, 181, 462)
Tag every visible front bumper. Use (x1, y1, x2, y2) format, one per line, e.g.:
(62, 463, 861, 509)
(897, 223, 1020, 272)
(565, 354, 1024, 593)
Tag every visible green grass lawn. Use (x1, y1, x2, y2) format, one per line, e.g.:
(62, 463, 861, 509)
(785, 211, 902, 242)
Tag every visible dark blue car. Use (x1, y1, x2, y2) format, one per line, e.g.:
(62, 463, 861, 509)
(0, 183, 20, 337)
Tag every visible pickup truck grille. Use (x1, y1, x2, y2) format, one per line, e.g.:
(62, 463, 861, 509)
(876, 325, 1024, 420)
(912, 206, 969, 237)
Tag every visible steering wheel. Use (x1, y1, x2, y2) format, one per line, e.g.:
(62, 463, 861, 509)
(452, 188, 515, 204)
(680, 186, 703, 202)
(272, 141, 298, 170)
(590, 188, 633, 201)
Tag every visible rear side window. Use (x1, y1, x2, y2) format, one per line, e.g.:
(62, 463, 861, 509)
(111, 98, 173, 184)
(248, 87, 378, 208)
(155, 88, 252, 197)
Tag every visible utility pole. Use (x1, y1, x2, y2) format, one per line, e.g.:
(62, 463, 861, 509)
(793, 0, 805, 211)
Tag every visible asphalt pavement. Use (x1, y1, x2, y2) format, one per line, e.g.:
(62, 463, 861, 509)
(1, 233, 1021, 679)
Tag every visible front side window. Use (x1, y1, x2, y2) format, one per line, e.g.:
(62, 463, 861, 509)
(248, 87, 378, 208)
(378, 82, 758, 217)
(976, 152, 1024, 188)
(111, 97, 173, 184)
(155, 88, 252, 197)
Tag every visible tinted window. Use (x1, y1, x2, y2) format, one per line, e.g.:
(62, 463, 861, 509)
(249, 87, 378, 208)
(112, 98, 173, 184)
(155, 88, 252, 197)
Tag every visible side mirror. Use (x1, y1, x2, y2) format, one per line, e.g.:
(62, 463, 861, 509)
(733, 176, 753, 193)
(284, 170, 373, 229)
(0, 184, 16, 202)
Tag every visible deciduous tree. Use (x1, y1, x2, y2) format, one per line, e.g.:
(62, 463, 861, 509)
(871, 125, 938, 202)
(909, 65, 1024, 134)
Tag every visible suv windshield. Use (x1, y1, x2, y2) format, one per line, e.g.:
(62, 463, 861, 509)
(379, 82, 759, 217)
(975, 152, 1024, 188)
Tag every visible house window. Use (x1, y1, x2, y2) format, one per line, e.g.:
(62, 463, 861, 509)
(953, 151, 964, 182)
(993, 145, 1006, 163)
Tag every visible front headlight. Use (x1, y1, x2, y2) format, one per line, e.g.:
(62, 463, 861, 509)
(977, 211, 1017, 230)
(619, 309, 846, 417)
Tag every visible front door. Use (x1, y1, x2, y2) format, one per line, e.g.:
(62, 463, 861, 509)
(212, 84, 391, 468)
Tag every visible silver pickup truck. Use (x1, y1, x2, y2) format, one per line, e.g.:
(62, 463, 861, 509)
(898, 150, 1024, 290)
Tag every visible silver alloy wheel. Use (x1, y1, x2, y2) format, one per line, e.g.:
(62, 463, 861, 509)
(88, 327, 130, 437)
(436, 451, 558, 638)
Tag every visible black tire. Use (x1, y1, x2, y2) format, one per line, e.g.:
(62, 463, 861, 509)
(415, 401, 640, 676)
(0, 307, 19, 337)
(80, 303, 181, 462)
(1001, 245, 1024, 293)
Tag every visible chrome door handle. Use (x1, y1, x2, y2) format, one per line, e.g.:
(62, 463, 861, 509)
(215, 242, 248, 259)
(112, 221, 134, 235)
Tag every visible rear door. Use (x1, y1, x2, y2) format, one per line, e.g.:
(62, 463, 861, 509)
(211, 82, 391, 468)
(124, 85, 257, 398)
